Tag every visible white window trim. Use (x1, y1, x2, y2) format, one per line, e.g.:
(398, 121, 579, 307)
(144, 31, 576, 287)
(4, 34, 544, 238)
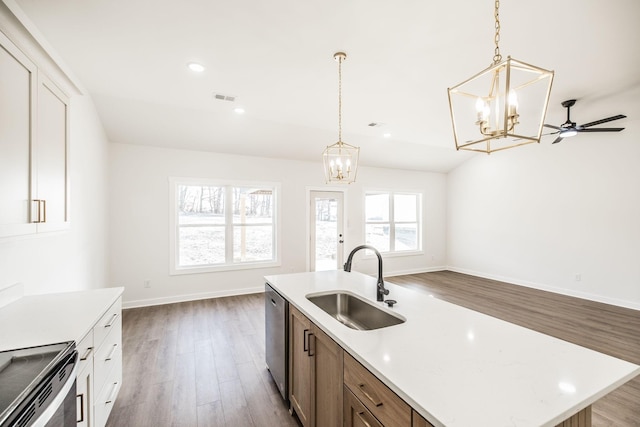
(169, 177, 281, 275)
(363, 189, 424, 256)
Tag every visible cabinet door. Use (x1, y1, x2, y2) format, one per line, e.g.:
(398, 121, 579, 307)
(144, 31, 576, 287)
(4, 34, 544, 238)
(77, 364, 93, 427)
(0, 31, 37, 237)
(311, 325, 343, 427)
(289, 305, 312, 426)
(344, 386, 383, 427)
(35, 74, 69, 231)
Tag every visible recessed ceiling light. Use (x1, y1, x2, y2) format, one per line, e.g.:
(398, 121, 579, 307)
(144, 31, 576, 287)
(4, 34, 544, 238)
(187, 62, 205, 72)
(383, 133, 391, 138)
(234, 107, 245, 114)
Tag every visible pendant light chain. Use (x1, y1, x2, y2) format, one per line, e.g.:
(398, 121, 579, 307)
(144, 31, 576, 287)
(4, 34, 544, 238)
(493, 0, 502, 64)
(337, 54, 343, 144)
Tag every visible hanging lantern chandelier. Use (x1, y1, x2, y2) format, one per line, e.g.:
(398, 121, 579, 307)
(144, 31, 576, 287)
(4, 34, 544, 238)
(448, 0, 554, 154)
(323, 52, 359, 183)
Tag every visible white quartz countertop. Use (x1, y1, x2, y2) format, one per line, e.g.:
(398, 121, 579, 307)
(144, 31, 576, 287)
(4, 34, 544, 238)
(264, 271, 640, 427)
(0, 287, 124, 352)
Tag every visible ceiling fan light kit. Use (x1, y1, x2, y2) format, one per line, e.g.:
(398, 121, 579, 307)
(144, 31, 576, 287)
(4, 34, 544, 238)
(323, 52, 360, 184)
(448, 0, 554, 154)
(543, 99, 626, 144)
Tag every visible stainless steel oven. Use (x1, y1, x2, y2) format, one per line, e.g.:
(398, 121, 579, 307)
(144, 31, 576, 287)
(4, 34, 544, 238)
(0, 342, 77, 427)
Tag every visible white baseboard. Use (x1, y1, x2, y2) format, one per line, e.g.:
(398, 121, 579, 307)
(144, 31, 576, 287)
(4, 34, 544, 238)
(446, 266, 640, 312)
(122, 286, 265, 309)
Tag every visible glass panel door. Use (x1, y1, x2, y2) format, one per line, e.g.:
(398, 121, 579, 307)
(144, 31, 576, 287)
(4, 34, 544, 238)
(309, 191, 344, 271)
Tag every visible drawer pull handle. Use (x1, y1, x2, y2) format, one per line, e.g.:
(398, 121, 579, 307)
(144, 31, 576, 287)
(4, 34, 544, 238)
(105, 382, 119, 404)
(358, 383, 383, 407)
(105, 344, 118, 361)
(104, 313, 118, 328)
(80, 347, 93, 361)
(76, 394, 84, 422)
(356, 411, 372, 427)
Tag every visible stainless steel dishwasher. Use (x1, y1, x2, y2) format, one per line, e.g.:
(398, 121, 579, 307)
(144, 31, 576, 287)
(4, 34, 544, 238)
(265, 283, 288, 402)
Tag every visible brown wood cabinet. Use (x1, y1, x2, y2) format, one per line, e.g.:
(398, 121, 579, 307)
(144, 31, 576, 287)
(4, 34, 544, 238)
(344, 386, 383, 427)
(289, 305, 343, 427)
(344, 352, 411, 427)
(412, 410, 435, 427)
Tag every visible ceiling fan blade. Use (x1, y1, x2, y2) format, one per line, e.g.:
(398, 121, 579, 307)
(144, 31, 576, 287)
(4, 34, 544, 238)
(544, 124, 562, 130)
(580, 114, 626, 128)
(578, 127, 625, 132)
(551, 136, 564, 144)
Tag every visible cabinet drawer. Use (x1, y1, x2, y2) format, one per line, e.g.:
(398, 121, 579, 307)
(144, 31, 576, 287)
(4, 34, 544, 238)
(93, 330, 122, 396)
(95, 356, 122, 427)
(76, 330, 94, 375)
(344, 352, 411, 427)
(94, 298, 122, 348)
(412, 410, 436, 427)
(344, 386, 383, 427)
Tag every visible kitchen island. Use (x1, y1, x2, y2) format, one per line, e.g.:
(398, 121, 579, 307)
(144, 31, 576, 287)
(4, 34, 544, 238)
(265, 270, 640, 427)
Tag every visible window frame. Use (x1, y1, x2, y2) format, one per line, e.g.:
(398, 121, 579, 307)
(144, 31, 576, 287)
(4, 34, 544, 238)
(363, 189, 423, 256)
(169, 177, 281, 275)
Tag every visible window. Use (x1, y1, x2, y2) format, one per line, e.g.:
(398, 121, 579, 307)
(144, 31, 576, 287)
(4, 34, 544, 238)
(365, 191, 421, 253)
(170, 178, 279, 274)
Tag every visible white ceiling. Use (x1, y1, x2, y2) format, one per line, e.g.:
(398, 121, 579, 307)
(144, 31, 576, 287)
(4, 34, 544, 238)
(12, 0, 640, 173)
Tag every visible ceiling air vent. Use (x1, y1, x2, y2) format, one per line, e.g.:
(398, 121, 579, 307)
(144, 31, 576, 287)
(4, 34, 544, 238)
(213, 93, 236, 102)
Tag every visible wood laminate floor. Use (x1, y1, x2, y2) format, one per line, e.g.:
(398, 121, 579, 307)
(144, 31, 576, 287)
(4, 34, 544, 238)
(106, 293, 300, 427)
(107, 271, 639, 426)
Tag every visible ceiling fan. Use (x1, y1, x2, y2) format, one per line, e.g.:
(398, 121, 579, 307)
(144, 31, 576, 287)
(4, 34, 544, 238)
(543, 99, 626, 144)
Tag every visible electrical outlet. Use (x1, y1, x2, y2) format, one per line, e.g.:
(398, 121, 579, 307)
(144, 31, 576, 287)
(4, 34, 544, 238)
(574, 274, 582, 282)
(144, 280, 151, 288)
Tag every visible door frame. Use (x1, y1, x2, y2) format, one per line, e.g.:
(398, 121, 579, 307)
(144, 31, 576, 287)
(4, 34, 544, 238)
(306, 187, 348, 272)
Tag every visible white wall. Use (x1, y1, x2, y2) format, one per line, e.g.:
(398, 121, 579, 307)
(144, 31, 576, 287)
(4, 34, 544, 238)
(447, 125, 640, 309)
(0, 5, 110, 295)
(109, 143, 447, 307)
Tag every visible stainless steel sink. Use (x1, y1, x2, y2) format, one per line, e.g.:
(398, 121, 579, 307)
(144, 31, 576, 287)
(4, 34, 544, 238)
(306, 292, 405, 330)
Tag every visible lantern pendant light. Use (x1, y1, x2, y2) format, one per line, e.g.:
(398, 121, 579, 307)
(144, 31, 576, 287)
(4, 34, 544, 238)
(323, 52, 359, 183)
(448, 0, 554, 154)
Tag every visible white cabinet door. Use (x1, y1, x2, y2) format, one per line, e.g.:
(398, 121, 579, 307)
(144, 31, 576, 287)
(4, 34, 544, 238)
(0, 31, 37, 237)
(36, 74, 70, 232)
(0, 31, 70, 237)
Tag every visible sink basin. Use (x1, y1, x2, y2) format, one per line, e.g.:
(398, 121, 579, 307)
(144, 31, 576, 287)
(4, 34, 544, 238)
(306, 292, 405, 330)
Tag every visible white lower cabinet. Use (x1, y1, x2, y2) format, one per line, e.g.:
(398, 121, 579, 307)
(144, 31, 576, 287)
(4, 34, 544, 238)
(75, 297, 122, 427)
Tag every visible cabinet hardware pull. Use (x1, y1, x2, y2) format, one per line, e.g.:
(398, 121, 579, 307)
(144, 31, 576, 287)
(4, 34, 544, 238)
(303, 329, 310, 352)
(308, 333, 315, 357)
(105, 343, 118, 361)
(80, 347, 93, 361)
(358, 383, 383, 407)
(76, 394, 84, 422)
(355, 411, 372, 427)
(32, 199, 46, 223)
(104, 313, 118, 328)
(105, 382, 119, 404)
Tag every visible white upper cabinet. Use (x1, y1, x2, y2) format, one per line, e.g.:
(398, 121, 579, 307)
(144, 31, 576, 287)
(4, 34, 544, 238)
(36, 74, 70, 231)
(0, 30, 69, 237)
